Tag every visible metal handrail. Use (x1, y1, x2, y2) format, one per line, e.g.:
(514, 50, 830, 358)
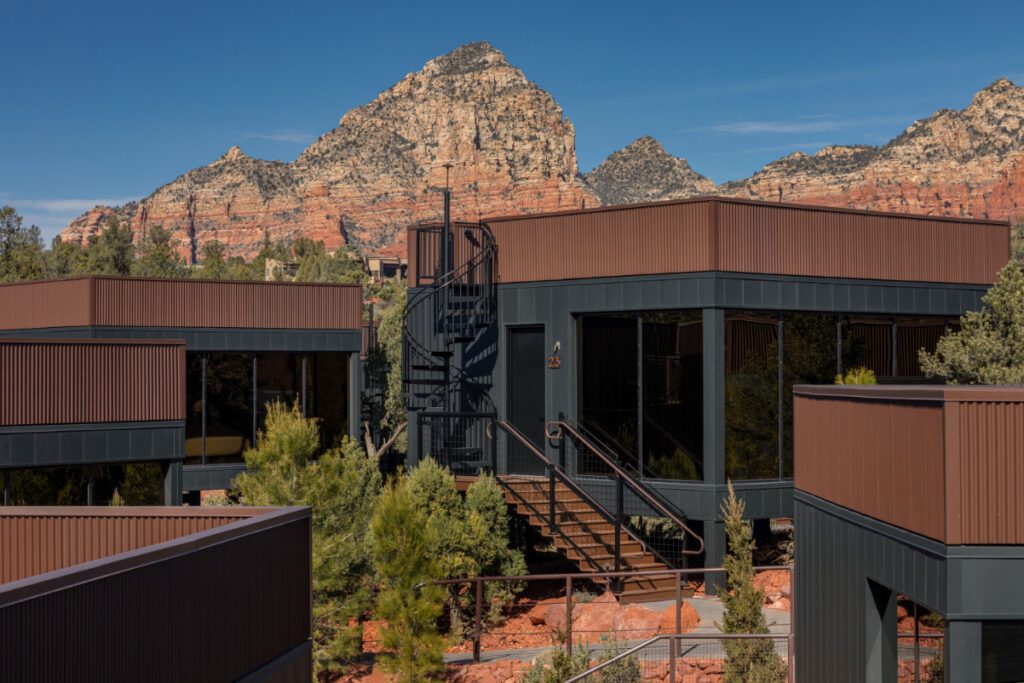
(564, 633, 793, 683)
(548, 420, 705, 556)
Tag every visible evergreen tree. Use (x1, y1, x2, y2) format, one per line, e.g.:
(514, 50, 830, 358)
(920, 263, 1024, 384)
(196, 240, 229, 279)
(0, 206, 47, 282)
(46, 235, 87, 277)
(371, 479, 447, 683)
(233, 402, 381, 677)
(717, 481, 787, 682)
(132, 225, 187, 278)
(84, 218, 134, 275)
(292, 238, 367, 285)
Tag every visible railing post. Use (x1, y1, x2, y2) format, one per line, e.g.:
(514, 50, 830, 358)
(490, 420, 498, 475)
(473, 578, 483, 663)
(548, 463, 557, 534)
(671, 573, 680, 682)
(557, 412, 566, 470)
(565, 575, 573, 658)
(613, 475, 623, 593)
(788, 634, 795, 683)
(416, 413, 423, 463)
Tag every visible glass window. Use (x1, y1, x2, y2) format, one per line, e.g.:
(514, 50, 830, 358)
(642, 311, 702, 480)
(204, 353, 254, 464)
(725, 311, 780, 480)
(307, 352, 350, 449)
(843, 317, 894, 377)
(256, 351, 303, 428)
(983, 621, 1024, 681)
(896, 317, 949, 377)
(579, 315, 640, 473)
(782, 314, 838, 478)
(896, 595, 945, 682)
(5, 464, 160, 505)
(185, 353, 205, 465)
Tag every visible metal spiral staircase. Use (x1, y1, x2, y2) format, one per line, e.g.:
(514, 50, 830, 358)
(402, 191, 497, 467)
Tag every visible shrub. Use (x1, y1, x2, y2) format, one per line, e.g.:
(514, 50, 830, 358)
(522, 645, 593, 683)
(834, 367, 877, 385)
(371, 479, 447, 683)
(717, 481, 787, 683)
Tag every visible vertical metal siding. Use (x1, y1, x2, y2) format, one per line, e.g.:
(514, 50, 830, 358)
(0, 278, 93, 330)
(0, 509, 311, 683)
(794, 393, 946, 541)
(92, 277, 363, 330)
(461, 198, 1009, 285)
(0, 339, 185, 426)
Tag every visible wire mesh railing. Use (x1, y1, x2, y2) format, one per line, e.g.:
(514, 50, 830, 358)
(414, 565, 792, 665)
(416, 411, 496, 475)
(565, 633, 793, 683)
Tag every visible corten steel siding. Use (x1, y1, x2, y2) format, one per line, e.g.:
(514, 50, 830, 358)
(0, 278, 93, 330)
(0, 507, 266, 583)
(0, 277, 363, 331)
(795, 385, 1024, 545)
(0, 339, 185, 426)
(794, 390, 946, 541)
(0, 507, 311, 683)
(476, 198, 1008, 285)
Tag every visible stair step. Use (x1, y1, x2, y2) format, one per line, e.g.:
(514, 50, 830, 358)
(403, 378, 445, 386)
(410, 364, 446, 371)
(430, 350, 454, 358)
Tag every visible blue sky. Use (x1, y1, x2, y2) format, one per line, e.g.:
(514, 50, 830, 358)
(3, 0, 1023, 239)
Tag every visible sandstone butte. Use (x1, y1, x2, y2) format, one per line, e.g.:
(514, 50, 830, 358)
(59, 42, 595, 261)
(61, 44, 1024, 261)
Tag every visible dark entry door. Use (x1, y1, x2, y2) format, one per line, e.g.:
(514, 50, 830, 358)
(507, 326, 546, 475)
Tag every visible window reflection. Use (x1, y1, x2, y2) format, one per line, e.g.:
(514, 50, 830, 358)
(204, 353, 253, 463)
(725, 312, 779, 480)
(642, 311, 702, 480)
(782, 314, 837, 478)
(579, 315, 640, 472)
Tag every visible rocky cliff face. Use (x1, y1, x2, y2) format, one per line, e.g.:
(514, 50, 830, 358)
(584, 136, 714, 205)
(61, 42, 596, 259)
(719, 79, 1024, 219)
(586, 79, 1024, 222)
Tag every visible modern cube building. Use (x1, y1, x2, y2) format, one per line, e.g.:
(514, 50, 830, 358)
(0, 276, 364, 503)
(794, 385, 1024, 682)
(403, 198, 1009, 574)
(0, 505, 311, 682)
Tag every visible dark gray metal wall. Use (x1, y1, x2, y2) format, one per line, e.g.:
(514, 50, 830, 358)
(0, 421, 184, 469)
(486, 271, 986, 519)
(796, 491, 1024, 682)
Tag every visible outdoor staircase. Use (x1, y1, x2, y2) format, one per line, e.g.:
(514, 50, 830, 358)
(500, 476, 682, 604)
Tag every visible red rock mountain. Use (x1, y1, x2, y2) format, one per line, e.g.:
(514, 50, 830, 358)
(63, 55, 1024, 259)
(60, 42, 595, 260)
(590, 79, 1024, 222)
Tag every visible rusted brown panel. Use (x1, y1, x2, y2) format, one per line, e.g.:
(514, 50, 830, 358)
(716, 200, 1009, 285)
(0, 508, 311, 683)
(794, 393, 946, 541)
(0, 339, 185, 426)
(0, 507, 267, 583)
(949, 398, 1024, 544)
(0, 278, 94, 330)
(91, 277, 363, 330)
(487, 201, 715, 283)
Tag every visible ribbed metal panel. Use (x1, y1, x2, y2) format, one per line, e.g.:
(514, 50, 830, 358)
(92, 277, 363, 330)
(795, 391, 946, 541)
(487, 201, 715, 283)
(457, 198, 1008, 285)
(716, 200, 1008, 285)
(796, 385, 1024, 545)
(0, 507, 311, 683)
(0, 277, 362, 332)
(0, 278, 93, 330)
(0, 507, 265, 583)
(0, 339, 185, 426)
(948, 399, 1024, 544)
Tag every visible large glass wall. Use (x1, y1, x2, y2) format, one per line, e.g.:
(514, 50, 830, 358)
(186, 351, 350, 465)
(5, 462, 162, 505)
(983, 622, 1024, 681)
(579, 311, 703, 480)
(724, 312, 780, 480)
(781, 314, 839, 478)
(579, 315, 639, 471)
(642, 312, 703, 479)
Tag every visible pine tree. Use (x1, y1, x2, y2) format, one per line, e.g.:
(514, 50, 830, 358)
(85, 218, 134, 275)
(0, 206, 47, 282)
(371, 479, 447, 683)
(197, 240, 229, 279)
(132, 225, 187, 278)
(717, 481, 787, 682)
(920, 262, 1024, 383)
(234, 402, 381, 677)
